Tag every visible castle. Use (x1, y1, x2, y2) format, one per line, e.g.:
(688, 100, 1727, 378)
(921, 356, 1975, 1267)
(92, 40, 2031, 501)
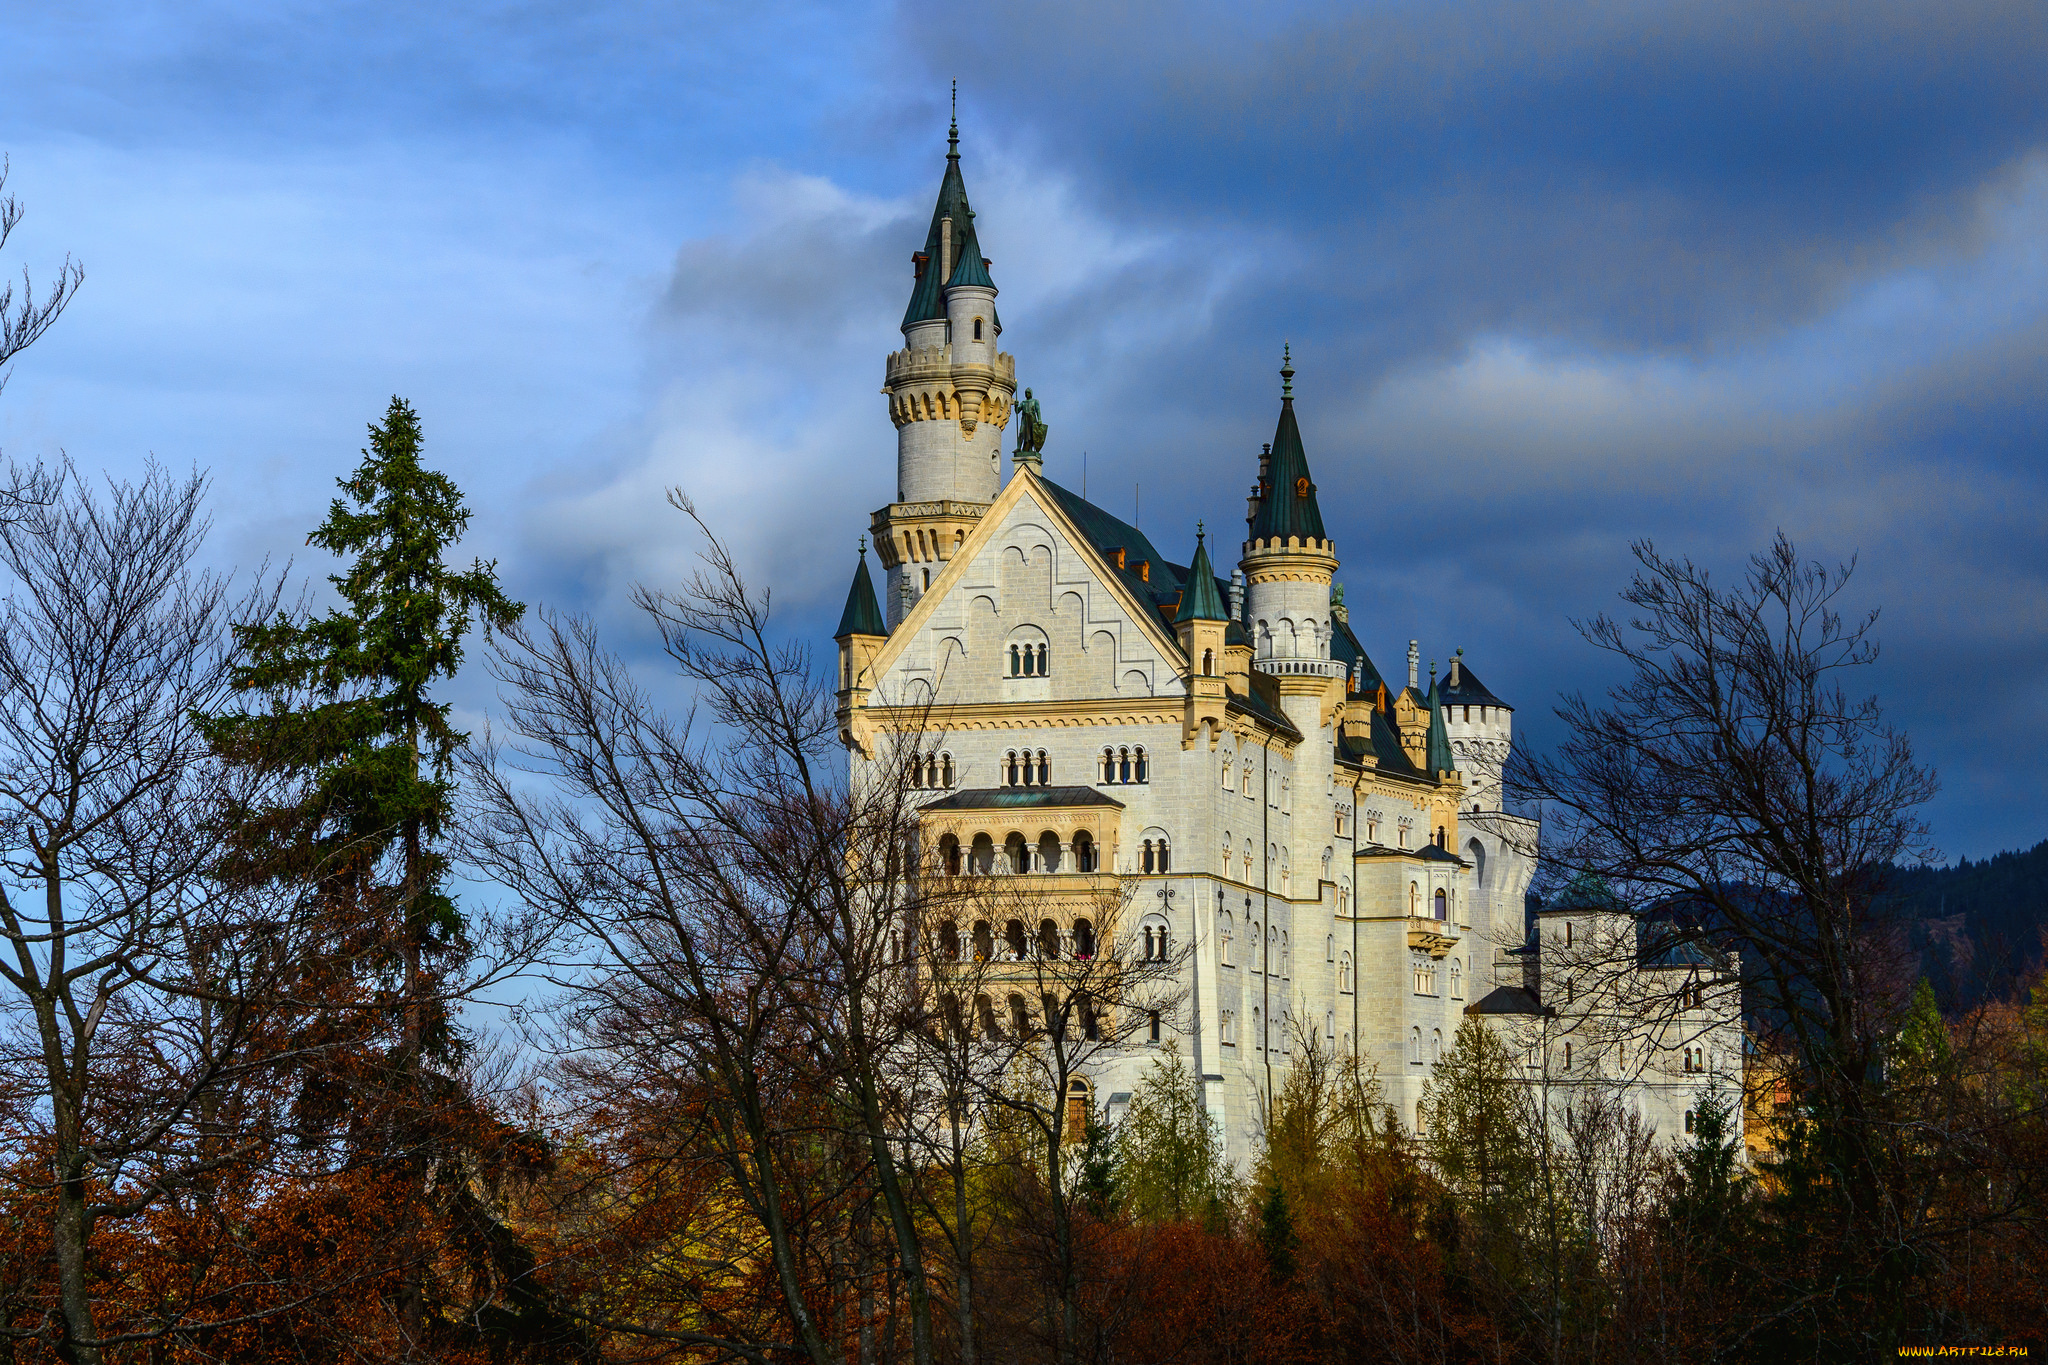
(832, 120, 1742, 1165)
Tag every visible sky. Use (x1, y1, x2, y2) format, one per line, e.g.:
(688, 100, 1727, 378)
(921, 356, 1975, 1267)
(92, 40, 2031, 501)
(1, 0, 2044, 861)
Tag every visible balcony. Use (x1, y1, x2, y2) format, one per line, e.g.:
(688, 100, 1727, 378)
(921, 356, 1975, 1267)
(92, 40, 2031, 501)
(1255, 657, 1346, 679)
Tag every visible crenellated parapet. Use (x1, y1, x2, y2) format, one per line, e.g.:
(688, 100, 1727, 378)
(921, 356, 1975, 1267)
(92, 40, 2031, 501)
(884, 347, 1016, 435)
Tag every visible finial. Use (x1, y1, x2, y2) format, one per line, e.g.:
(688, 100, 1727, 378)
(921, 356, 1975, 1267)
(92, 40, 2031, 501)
(1196, 519, 1206, 545)
(858, 535, 868, 555)
(1280, 343, 1294, 398)
(948, 81, 959, 157)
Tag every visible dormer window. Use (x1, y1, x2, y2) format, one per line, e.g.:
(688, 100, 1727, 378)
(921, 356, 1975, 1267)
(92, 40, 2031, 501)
(1296, 477, 1310, 498)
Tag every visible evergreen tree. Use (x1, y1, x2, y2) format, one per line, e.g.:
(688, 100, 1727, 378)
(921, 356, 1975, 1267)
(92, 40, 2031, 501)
(205, 395, 522, 1076)
(1259, 1182, 1297, 1282)
(1116, 1044, 1231, 1222)
(1073, 1105, 1121, 1219)
(1421, 1018, 1539, 1208)
(201, 398, 537, 1354)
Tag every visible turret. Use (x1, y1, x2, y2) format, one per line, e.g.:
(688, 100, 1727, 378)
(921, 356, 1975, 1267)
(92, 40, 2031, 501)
(1175, 526, 1230, 749)
(1240, 348, 1344, 739)
(1437, 648, 1515, 812)
(874, 112, 1018, 627)
(1241, 347, 1340, 663)
(834, 541, 888, 757)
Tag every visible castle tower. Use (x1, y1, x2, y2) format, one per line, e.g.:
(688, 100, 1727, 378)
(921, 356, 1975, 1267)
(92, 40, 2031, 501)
(1241, 349, 1344, 737)
(1175, 526, 1231, 750)
(1436, 648, 1515, 812)
(873, 112, 1018, 626)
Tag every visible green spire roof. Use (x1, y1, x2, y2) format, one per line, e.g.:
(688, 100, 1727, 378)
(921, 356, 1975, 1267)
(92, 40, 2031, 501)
(901, 121, 994, 327)
(1248, 347, 1328, 545)
(1426, 665, 1455, 774)
(835, 543, 886, 638)
(947, 213, 995, 289)
(1175, 525, 1230, 623)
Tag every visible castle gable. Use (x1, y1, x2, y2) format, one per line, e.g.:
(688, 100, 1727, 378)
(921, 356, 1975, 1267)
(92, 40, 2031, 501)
(868, 474, 1185, 708)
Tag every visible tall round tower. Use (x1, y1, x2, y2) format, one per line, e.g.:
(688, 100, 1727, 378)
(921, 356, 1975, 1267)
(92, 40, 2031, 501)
(873, 114, 1017, 626)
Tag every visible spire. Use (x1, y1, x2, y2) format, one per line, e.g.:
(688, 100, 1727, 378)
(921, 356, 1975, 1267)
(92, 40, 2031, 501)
(946, 209, 995, 289)
(949, 80, 959, 160)
(902, 108, 976, 329)
(1176, 523, 1230, 623)
(1426, 662, 1455, 774)
(835, 539, 886, 638)
(1246, 347, 1328, 545)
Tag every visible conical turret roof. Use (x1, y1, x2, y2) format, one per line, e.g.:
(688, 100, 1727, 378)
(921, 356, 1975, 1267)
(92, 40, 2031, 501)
(901, 121, 994, 326)
(1426, 667, 1455, 774)
(835, 545, 886, 638)
(1175, 528, 1230, 623)
(1248, 349, 1328, 545)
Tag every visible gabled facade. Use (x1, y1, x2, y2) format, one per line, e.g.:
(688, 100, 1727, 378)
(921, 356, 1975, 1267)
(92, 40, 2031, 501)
(832, 125, 1739, 1165)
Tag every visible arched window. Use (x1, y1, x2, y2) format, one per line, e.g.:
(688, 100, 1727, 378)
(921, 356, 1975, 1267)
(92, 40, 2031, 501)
(1073, 830, 1096, 872)
(973, 316, 984, 340)
(1080, 994, 1100, 1041)
(1266, 926, 1277, 973)
(1564, 1041, 1574, 1071)
(1005, 833, 1028, 873)
(1073, 919, 1096, 960)
(970, 832, 995, 874)
(1009, 993, 1031, 1035)
(1252, 1007, 1262, 1052)
(941, 752, 954, 787)
(1450, 958, 1462, 999)
(1685, 1109, 1696, 1134)
(1410, 1026, 1422, 1064)
(1434, 888, 1448, 921)
(972, 920, 992, 960)
(1135, 746, 1148, 782)
(1326, 1011, 1336, 1049)
(1202, 648, 1214, 675)
(1432, 1028, 1442, 1062)
(939, 834, 961, 876)
(1037, 831, 1060, 872)
(1038, 919, 1061, 959)
(1409, 882, 1419, 917)
(1280, 931, 1290, 975)
(1065, 1078, 1090, 1137)
(1339, 952, 1352, 993)
(1220, 1010, 1235, 1045)
(1221, 761, 1233, 789)
(1004, 750, 1020, 786)
(976, 993, 998, 1037)
(1004, 919, 1026, 959)
(1142, 926, 1154, 960)
(1326, 934, 1335, 962)
(1242, 761, 1253, 796)
(1279, 848, 1290, 893)
(1118, 747, 1132, 783)
(1218, 911, 1234, 966)
(1339, 879, 1351, 914)
(938, 920, 960, 961)
(1009, 644, 1022, 676)
(1149, 1010, 1162, 1044)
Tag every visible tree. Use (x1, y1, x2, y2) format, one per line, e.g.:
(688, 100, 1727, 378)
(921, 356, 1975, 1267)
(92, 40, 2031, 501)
(0, 156, 84, 391)
(1507, 534, 1954, 1355)
(0, 460, 294, 1364)
(466, 494, 948, 1365)
(1116, 1043, 1230, 1225)
(200, 397, 531, 1358)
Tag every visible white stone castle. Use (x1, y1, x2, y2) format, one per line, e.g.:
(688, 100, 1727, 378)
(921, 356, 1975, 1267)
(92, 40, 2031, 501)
(833, 121, 1742, 1166)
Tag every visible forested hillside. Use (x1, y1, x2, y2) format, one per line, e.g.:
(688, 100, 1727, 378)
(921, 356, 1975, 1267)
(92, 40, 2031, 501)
(1892, 839, 2048, 1008)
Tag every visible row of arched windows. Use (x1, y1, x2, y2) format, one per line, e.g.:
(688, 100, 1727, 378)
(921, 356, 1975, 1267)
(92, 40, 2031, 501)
(937, 916, 1098, 963)
(1409, 1027, 1443, 1064)
(1004, 749, 1050, 786)
(1099, 745, 1149, 785)
(1008, 641, 1050, 676)
(1139, 925, 1171, 959)
(1681, 1046, 1709, 1073)
(1139, 837, 1171, 873)
(906, 751, 955, 790)
(938, 830, 1099, 875)
(945, 989, 1101, 1043)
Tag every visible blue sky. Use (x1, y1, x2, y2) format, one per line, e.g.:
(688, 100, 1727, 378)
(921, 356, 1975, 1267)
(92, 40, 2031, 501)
(2, 0, 2044, 860)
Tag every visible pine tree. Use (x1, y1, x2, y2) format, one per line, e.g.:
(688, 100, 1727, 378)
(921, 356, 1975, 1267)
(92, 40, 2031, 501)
(201, 397, 532, 1354)
(1421, 1018, 1539, 1208)
(205, 395, 522, 1073)
(1116, 1044, 1231, 1223)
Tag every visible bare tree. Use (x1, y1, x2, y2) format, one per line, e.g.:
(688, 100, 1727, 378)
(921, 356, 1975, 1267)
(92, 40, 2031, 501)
(1506, 533, 1944, 1349)
(465, 493, 954, 1365)
(0, 460, 304, 1364)
(0, 157, 85, 393)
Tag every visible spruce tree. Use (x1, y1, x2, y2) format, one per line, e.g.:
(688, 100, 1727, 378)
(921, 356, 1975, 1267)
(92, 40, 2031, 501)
(207, 396, 521, 1067)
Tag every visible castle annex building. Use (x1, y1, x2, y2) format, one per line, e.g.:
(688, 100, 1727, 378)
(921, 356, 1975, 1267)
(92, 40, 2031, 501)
(833, 123, 1742, 1164)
